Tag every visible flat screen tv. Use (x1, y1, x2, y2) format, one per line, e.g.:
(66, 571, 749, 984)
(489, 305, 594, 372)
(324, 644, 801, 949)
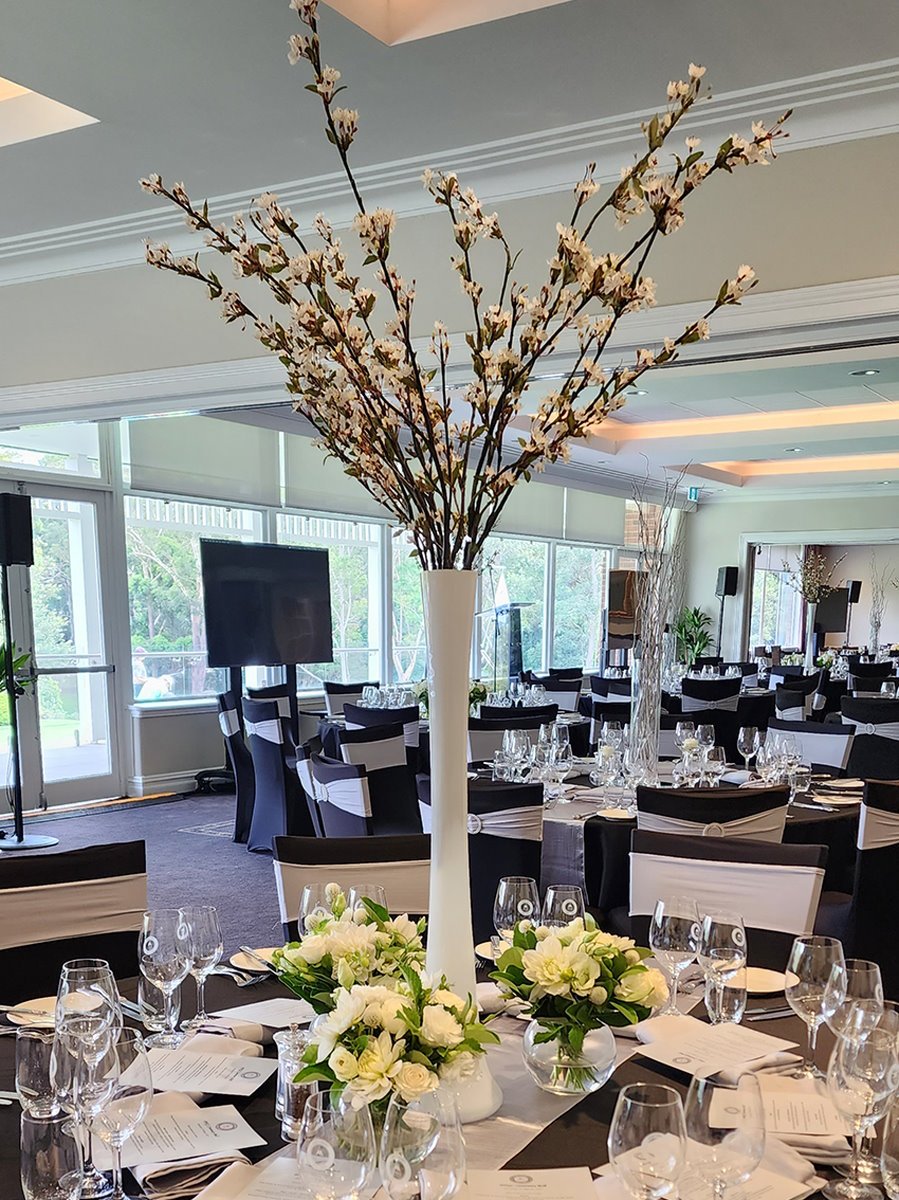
(200, 539, 333, 668)
(816, 587, 849, 634)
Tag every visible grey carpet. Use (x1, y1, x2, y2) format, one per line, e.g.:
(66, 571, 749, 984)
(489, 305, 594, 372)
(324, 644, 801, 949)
(0, 794, 283, 953)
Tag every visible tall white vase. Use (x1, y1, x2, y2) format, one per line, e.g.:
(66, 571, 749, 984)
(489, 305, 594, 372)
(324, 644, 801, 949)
(804, 602, 818, 673)
(421, 569, 502, 1123)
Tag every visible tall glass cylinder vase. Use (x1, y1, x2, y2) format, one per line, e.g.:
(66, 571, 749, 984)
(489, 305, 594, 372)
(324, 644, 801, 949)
(804, 602, 818, 673)
(629, 641, 662, 786)
(421, 569, 502, 1123)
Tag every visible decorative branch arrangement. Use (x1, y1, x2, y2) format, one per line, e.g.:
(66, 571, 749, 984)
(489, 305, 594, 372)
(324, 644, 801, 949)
(783, 549, 846, 605)
(869, 554, 894, 653)
(141, 0, 788, 570)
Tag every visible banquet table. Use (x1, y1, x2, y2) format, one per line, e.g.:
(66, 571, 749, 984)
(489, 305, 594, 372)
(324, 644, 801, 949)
(0, 967, 836, 1197)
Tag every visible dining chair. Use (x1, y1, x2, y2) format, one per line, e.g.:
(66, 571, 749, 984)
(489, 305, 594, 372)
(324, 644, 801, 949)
(680, 676, 741, 713)
(767, 718, 854, 773)
(722, 662, 760, 688)
(848, 662, 894, 691)
(295, 738, 325, 837)
(635, 784, 789, 842)
(245, 684, 297, 749)
(343, 702, 421, 768)
(217, 690, 255, 844)
(322, 680, 380, 717)
(775, 687, 806, 722)
(311, 752, 422, 838)
(244, 697, 315, 852)
(541, 677, 583, 713)
(272, 833, 430, 940)
(841, 696, 899, 779)
(466, 714, 549, 762)
(588, 700, 632, 749)
(479, 703, 559, 722)
(0, 841, 147, 1004)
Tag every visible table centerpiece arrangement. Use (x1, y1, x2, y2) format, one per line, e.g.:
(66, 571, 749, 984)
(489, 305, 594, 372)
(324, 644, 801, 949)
(142, 0, 787, 1120)
(782, 550, 846, 672)
(492, 916, 667, 1095)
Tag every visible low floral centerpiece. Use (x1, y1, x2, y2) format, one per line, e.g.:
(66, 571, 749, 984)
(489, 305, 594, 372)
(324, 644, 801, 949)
(294, 968, 499, 1114)
(271, 886, 426, 1009)
(414, 679, 487, 717)
(491, 916, 667, 1095)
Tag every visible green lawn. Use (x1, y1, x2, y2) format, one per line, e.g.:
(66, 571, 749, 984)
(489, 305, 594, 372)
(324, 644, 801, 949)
(0, 718, 84, 751)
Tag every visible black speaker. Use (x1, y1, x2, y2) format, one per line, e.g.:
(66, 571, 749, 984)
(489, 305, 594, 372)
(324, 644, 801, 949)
(847, 580, 862, 604)
(715, 566, 738, 598)
(0, 494, 34, 567)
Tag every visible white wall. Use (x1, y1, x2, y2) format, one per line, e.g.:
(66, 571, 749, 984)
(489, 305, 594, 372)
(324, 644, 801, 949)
(684, 494, 899, 659)
(821, 544, 899, 649)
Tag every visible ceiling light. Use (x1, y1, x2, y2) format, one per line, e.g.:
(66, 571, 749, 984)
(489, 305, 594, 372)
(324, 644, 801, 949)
(784, 447, 804, 453)
(851, 369, 881, 377)
(628, 389, 648, 396)
(882, 480, 892, 486)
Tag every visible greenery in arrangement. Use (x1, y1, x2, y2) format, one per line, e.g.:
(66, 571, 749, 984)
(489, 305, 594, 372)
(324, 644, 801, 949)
(491, 916, 667, 1055)
(141, 0, 788, 572)
(272, 886, 426, 1010)
(0, 644, 32, 698)
(673, 606, 713, 666)
(295, 966, 499, 1111)
(413, 678, 487, 714)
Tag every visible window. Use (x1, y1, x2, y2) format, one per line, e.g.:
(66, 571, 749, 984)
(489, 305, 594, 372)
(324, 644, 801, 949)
(0, 424, 101, 478)
(276, 513, 382, 689)
(623, 498, 663, 552)
(479, 536, 548, 681)
(391, 531, 426, 682)
(125, 496, 263, 700)
(748, 544, 804, 650)
(552, 544, 609, 669)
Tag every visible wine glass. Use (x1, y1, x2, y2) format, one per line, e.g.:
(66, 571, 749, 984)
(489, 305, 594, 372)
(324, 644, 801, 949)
(786, 935, 845, 1079)
(790, 765, 812, 803)
(703, 747, 727, 787)
(347, 884, 388, 914)
(696, 724, 715, 757)
(541, 884, 585, 929)
(698, 910, 747, 1018)
(493, 876, 540, 938)
(90, 1031, 153, 1200)
(379, 1089, 464, 1200)
(825, 1019, 899, 1200)
(880, 1095, 899, 1199)
(548, 741, 573, 800)
(50, 1035, 115, 1200)
(550, 722, 571, 753)
(736, 726, 759, 774)
(20, 1112, 84, 1200)
(649, 896, 700, 1016)
(138, 909, 191, 1048)
(674, 721, 695, 752)
(297, 1089, 376, 1200)
(602, 721, 624, 751)
(16, 1030, 60, 1118)
(182, 905, 223, 1031)
(299, 882, 337, 931)
(685, 1074, 765, 1200)
(609, 1083, 687, 1200)
(823, 959, 884, 1045)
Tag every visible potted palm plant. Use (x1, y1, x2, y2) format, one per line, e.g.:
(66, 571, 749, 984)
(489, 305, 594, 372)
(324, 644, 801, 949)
(674, 607, 712, 668)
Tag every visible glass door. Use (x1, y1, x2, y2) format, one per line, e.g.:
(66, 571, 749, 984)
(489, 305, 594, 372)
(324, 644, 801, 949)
(0, 484, 122, 809)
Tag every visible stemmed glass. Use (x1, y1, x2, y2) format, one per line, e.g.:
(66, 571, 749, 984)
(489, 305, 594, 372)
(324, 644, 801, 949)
(90, 1031, 153, 1200)
(674, 721, 695, 752)
(182, 905, 223, 1031)
(299, 883, 337, 930)
(541, 885, 585, 928)
(138, 909, 192, 1049)
(347, 884, 388, 914)
(823, 959, 884, 1044)
(493, 876, 540, 939)
(698, 910, 747, 1019)
(649, 896, 700, 1016)
(16, 1030, 60, 1117)
(609, 1083, 687, 1200)
(736, 727, 759, 775)
(685, 1073, 765, 1200)
(785, 935, 845, 1078)
(297, 1090, 376, 1200)
(703, 747, 727, 787)
(20, 1112, 84, 1200)
(550, 722, 571, 754)
(379, 1089, 465, 1200)
(880, 1094, 899, 1198)
(696, 724, 716, 762)
(548, 741, 573, 801)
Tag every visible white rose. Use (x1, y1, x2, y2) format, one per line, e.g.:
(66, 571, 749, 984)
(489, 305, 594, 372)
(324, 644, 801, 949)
(439, 1051, 477, 1083)
(294, 934, 328, 965)
(420, 1004, 465, 1048)
(615, 967, 668, 1008)
(432, 989, 464, 1011)
(328, 1046, 359, 1082)
(379, 993, 409, 1036)
(394, 1061, 439, 1102)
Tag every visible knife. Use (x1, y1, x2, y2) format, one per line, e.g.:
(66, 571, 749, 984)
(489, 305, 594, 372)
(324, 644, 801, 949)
(238, 946, 277, 974)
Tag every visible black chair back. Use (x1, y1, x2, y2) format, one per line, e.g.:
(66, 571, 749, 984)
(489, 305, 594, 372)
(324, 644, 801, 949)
(273, 834, 430, 940)
(245, 697, 314, 852)
(295, 738, 325, 837)
(323, 680, 380, 717)
(849, 662, 894, 690)
(693, 656, 723, 670)
(311, 753, 373, 838)
(681, 676, 741, 713)
(841, 697, 899, 779)
(479, 704, 559, 722)
(850, 781, 899, 997)
(343, 703, 420, 768)
(246, 684, 296, 748)
(775, 687, 807, 721)
(547, 666, 584, 681)
(589, 701, 632, 748)
(218, 691, 255, 843)
(0, 841, 147, 1003)
(635, 784, 789, 842)
(417, 775, 543, 944)
(467, 713, 553, 762)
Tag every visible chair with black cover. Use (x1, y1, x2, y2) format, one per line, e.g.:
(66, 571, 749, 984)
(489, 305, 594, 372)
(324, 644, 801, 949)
(335, 723, 419, 829)
(323, 680, 380, 717)
(775, 687, 807, 722)
(547, 666, 584, 682)
(681, 676, 742, 713)
(417, 775, 543, 944)
(217, 691, 255, 843)
(272, 834, 430, 940)
(848, 662, 894, 692)
(589, 701, 632, 749)
(540, 676, 582, 713)
(343, 702, 420, 769)
(693, 656, 723, 671)
(736, 691, 777, 731)
(627, 828, 828, 970)
(635, 784, 789, 842)
(591, 677, 632, 705)
(0, 841, 147, 1004)
(479, 703, 558, 722)
(722, 662, 760, 688)
(768, 665, 805, 690)
(767, 718, 854, 774)
(467, 714, 550, 762)
(246, 684, 297, 749)
(295, 738, 325, 837)
(312, 752, 422, 837)
(245, 697, 314, 852)
(841, 697, 899, 779)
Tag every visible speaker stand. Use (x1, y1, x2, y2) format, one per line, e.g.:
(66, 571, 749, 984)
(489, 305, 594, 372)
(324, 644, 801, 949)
(845, 603, 855, 647)
(717, 593, 727, 656)
(0, 561, 58, 852)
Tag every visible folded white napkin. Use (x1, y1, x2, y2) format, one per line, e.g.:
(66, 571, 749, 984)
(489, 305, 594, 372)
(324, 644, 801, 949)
(715, 1051, 803, 1083)
(476, 981, 526, 1017)
(131, 1093, 251, 1200)
(722, 768, 751, 785)
(194, 1162, 258, 1199)
(187, 1017, 269, 1045)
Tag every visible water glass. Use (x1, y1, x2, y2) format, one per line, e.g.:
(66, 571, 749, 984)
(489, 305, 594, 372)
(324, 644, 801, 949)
(541, 884, 585, 928)
(379, 1089, 465, 1200)
(296, 1090, 376, 1200)
(825, 1020, 898, 1200)
(16, 1031, 60, 1118)
(182, 905, 223, 1031)
(90, 1031, 153, 1200)
(299, 883, 337, 931)
(685, 1073, 764, 1200)
(492, 748, 512, 782)
(703, 747, 727, 786)
(705, 970, 747, 1024)
(138, 975, 180, 1034)
(608, 1083, 687, 1200)
(649, 896, 700, 1016)
(493, 876, 540, 937)
(20, 1112, 83, 1200)
(347, 884, 388, 914)
(138, 909, 192, 1048)
(789, 765, 812, 803)
(823, 958, 883, 1044)
(699, 910, 747, 1016)
(785, 935, 844, 1078)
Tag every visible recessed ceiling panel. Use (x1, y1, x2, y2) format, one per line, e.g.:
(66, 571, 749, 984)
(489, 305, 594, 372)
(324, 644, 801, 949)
(797, 386, 891, 406)
(323, 0, 574, 44)
(669, 397, 761, 417)
(736, 392, 822, 412)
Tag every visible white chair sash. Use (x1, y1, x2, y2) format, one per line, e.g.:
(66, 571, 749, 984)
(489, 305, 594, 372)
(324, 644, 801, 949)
(467, 729, 505, 763)
(325, 691, 363, 717)
(340, 735, 406, 772)
(852, 691, 887, 700)
(681, 694, 739, 713)
(658, 730, 679, 758)
(0, 873, 148, 952)
(858, 804, 899, 852)
(630, 852, 824, 936)
(244, 718, 283, 744)
(777, 705, 804, 722)
(769, 673, 787, 691)
(545, 689, 579, 713)
(296, 758, 327, 803)
(322, 777, 372, 818)
(788, 729, 854, 770)
(636, 807, 787, 843)
(842, 716, 899, 741)
(273, 858, 429, 924)
(466, 805, 543, 842)
(218, 709, 240, 737)
(742, 674, 759, 689)
(811, 692, 826, 711)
